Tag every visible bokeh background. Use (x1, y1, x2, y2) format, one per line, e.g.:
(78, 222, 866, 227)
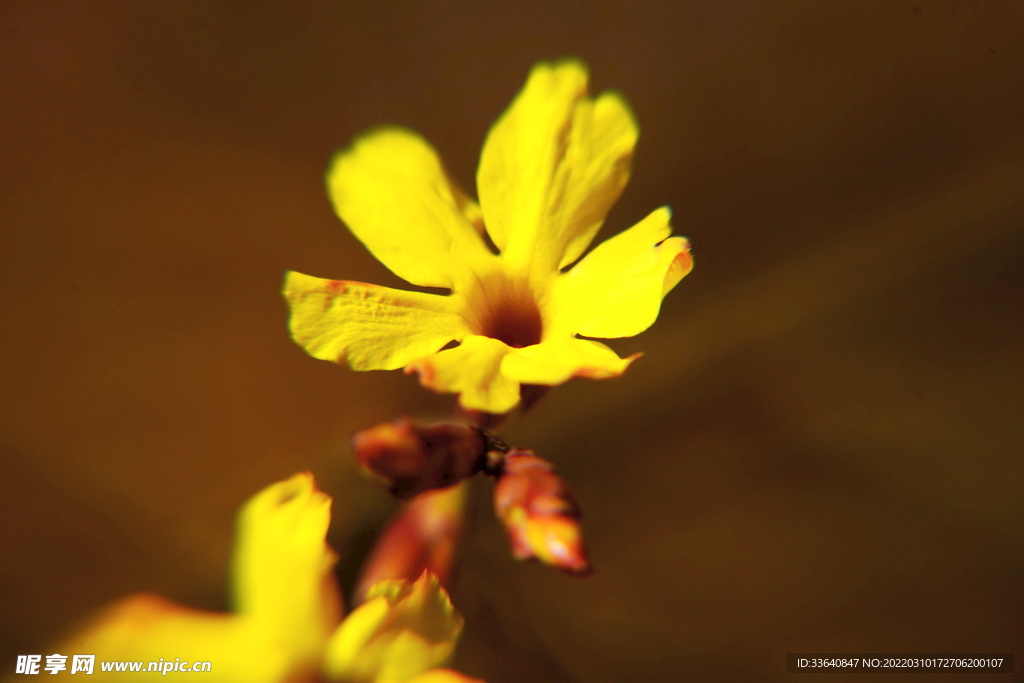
(2, 1, 1022, 681)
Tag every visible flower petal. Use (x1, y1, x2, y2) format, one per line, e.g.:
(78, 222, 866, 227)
(406, 335, 519, 413)
(284, 271, 469, 371)
(501, 337, 637, 385)
(548, 207, 692, 339)
(62, 473, 345, 683)
(232, 473, 343, 668)
(327, 127, 494, 289)
(61, 595, 288, 683)
(477, 59, 638, 273)
(324, 596, 392, 678)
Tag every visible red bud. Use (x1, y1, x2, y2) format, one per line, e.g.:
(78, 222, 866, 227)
(354, 483, 467, 604)
(354, 419, 486, 499)
(492, 450, 591, 575)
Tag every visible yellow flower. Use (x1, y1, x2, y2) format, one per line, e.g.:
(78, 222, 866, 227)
(325, 573, 463, 683)
(62, 474, 482, 683)
(284, 58, 693, 414)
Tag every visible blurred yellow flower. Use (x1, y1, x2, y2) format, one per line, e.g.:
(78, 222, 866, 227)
(63, 474, 482, 683)
(285, 58, 692, 414)
(325, 573, 463, 683)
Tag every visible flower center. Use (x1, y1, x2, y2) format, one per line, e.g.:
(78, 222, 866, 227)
(482, 298, 543, 348)
(466, 274, 544, 348)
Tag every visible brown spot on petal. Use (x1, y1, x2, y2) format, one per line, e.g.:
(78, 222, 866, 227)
(663, 245, 694, 295)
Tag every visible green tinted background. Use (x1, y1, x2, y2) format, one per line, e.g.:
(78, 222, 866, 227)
(1, 2, 1022, 681)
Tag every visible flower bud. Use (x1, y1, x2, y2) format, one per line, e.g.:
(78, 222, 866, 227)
(492, 450, 591, 575)
(354, 483, 467, 605)
(324, 571, 464, 683)
(354, 418, 487, 499)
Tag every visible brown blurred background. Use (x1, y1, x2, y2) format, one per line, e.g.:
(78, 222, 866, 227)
(1, 1, 1022, 681)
